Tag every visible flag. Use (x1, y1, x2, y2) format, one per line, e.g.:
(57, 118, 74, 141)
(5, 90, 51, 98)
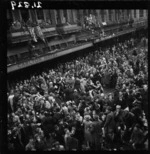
(28, 27, 37, 42)
(35, 25, 45, 43)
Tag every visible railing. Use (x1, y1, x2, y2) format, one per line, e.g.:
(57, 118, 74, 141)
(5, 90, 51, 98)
(7, 42, 93, 73)
(7, 20, 147, 71)
(133, 19, 147, 29)
(7, 26, 137, 68)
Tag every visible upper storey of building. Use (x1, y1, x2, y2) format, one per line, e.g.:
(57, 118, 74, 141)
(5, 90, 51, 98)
(7, 9, 147, 44)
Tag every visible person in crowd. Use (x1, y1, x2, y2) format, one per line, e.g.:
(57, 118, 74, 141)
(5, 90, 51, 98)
(90, 115, 103, 150)
(103, 106, 115, 150)
(7, 32, 148, 151)
(113, 105, 125, 146)
(129, 124, 145, 150)
(25, 138, 35, 151)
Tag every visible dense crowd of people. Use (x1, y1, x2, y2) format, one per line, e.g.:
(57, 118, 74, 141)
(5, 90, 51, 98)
(7, 31, 148, 151)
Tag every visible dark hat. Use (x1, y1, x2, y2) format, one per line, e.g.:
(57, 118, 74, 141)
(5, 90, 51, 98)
(93, 115, 99, 121)
(135, 123, 140, 129)
(54, 141, 60, 146)
(106, 106, 112, 111)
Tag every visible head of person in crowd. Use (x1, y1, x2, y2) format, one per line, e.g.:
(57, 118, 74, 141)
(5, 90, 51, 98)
(108, 93, 113, 101)
(105, 106, 112, 114)
(116, 105, 121, 113)
(143, 84, 148, 91)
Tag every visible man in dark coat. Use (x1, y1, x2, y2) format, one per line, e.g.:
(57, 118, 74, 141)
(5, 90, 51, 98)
(41, 114, 54, 138)
(91, 115, 103, 150)
(129, 124, 145, 150)
(73, 120, 84, 150)
(103, 106, 115, 149)
(34, 134, 46, 151)
(113, 105, 125, 145)
(122, 111, 136, 143)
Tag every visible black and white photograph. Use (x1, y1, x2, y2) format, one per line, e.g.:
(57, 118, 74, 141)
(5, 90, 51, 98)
(6, 4, 148, 151)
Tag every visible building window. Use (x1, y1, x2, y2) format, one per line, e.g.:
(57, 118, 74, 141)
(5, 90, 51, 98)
(55, 44, 61, 49)
(108, 10, 112, 21)
(115, 10, 118, 22)
(63, 10, 68, 23)
(45, 10, 52, 24)
(139, 10, 144, 18)
(12, 10, 22, 21)
(77, 10, 80, 21)
(20, 52, 30, 60)
(29, 10, 37, 24)
(101, 10, 105, 22)
(8, 56, 15, 64)
(36, 10, 44, 20)
(69, 10, 74, 23)
(61, 43, 67, 48)
(89, 10, 92, 15)
(76, 10, 81, 25)
(51, 45, 56, 50)
(55, 10, 61, 24)
(68, 41, 74, 46)
(93, 10, 97, 17)
(127, 10, 130, 17)
(83, 10, 87, 16)
(134, 10, 136, 18)
(20, 10, 29, 22)
(120, 10, 124, 20)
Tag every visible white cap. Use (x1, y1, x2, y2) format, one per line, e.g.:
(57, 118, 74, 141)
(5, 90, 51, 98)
(116, 105, 121, 109)
(100, 93, 104, 97)
(124, 107, 129, 111)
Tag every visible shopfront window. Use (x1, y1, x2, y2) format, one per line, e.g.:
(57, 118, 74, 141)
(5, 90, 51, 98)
(139, 10, 144, 18)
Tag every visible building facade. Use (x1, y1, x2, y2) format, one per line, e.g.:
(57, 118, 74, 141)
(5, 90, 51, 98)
(7, 9, 147, 29)
(7, 9, 147, 72)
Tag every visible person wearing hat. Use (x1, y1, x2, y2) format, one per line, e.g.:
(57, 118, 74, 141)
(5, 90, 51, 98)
(34, 133, 46, 151)
(113, 105, 125, 145)
(121, 110, 136, 144)
(90, 115, 103, 150)
(103, 106, 115, 150)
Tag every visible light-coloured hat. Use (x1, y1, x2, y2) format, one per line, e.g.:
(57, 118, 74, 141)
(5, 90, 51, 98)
(124, 107, 129, 111)
(84, 115, 91, 120)
(100, 93, 104, 97)
(74, 89, 77, 92)
(59, 145, 65, 151)
(116, 105, 121, 109)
